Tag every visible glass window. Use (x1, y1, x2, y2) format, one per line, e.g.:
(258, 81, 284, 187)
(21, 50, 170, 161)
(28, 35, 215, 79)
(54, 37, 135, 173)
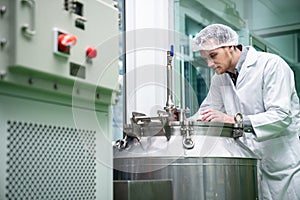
(112, 0, 125, 141)
(174, 0, 300, 112)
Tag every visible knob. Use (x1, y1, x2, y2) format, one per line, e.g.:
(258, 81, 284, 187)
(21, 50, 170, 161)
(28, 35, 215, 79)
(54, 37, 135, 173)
(86, 46, 97, 59)
(58, 34, 77, 53)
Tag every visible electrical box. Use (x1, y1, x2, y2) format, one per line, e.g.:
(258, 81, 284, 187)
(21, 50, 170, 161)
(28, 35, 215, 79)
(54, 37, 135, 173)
(0, 0, 119, 90)
(0, 0, 120, 199)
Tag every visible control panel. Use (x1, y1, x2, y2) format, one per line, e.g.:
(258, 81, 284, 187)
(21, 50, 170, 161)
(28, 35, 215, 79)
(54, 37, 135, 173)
(0, 0, 119, 90)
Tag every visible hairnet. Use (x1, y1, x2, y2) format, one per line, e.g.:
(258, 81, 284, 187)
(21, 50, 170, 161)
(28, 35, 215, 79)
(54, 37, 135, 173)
(192, 24, 239, 51)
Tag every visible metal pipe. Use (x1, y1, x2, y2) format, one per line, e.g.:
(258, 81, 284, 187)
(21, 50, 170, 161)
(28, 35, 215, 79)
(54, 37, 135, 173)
(165, 50, 174, 110)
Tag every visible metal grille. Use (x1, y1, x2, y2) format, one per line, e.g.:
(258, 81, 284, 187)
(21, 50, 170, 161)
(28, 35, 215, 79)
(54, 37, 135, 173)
(5, 120, 97, 199)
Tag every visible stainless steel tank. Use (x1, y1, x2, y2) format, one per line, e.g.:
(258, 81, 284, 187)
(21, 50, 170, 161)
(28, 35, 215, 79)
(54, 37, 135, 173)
(113, 121, 260, 200)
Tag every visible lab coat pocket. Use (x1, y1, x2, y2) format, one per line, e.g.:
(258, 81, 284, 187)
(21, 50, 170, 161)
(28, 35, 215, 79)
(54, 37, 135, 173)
(261, 137, 293, 175)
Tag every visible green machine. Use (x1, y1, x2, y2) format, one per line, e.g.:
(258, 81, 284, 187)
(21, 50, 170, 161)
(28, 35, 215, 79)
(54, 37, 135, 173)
(0, 0, 119, 199)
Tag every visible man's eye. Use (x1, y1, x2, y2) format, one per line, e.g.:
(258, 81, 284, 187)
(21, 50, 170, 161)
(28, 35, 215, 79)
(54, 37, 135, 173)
(210, 53, 217, 59)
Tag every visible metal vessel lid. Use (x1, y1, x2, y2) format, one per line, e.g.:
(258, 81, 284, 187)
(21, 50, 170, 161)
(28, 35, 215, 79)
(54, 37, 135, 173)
(169, 121, 234, 128)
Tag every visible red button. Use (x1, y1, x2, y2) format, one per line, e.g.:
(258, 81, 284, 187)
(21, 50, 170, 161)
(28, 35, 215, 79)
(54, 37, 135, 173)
(58, 34, 77, 47)
(58, 33, 77, 53)
(86, 47, 97, 58)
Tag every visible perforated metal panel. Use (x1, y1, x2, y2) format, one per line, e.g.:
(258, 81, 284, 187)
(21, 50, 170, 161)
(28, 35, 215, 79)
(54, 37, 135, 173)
(0, 91, 113, 200)
(5, 120, 97, 199)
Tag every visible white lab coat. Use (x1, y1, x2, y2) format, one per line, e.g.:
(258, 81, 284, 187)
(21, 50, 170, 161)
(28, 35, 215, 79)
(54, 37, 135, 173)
(192, 46, 300, 199)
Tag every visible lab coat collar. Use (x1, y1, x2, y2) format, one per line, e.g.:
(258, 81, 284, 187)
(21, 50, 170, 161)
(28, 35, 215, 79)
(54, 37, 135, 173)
(243, 46, 258, 68)
(233, 46, 258, 89)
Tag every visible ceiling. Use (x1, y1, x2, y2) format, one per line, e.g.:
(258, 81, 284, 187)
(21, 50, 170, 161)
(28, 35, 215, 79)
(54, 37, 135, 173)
(251, 0, 300, 37)
(258, 0, 300, 13)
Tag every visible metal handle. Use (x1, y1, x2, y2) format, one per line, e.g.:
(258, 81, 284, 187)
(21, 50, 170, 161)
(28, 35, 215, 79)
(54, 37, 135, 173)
(21, 0, 36, 37)
(182, 137, 194, 149)
(181, 122, 195, 149)
(234, 113, 243, 124)
(233, 113, 244, 138)
(114, 135, 128, 150)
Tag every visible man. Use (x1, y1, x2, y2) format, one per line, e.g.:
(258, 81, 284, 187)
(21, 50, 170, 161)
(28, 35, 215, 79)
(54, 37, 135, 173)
(191, 24, 300, 199)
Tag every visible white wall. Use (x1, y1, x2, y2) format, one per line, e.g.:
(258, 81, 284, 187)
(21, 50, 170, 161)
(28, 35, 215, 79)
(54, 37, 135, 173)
(125, 0, 174, 122)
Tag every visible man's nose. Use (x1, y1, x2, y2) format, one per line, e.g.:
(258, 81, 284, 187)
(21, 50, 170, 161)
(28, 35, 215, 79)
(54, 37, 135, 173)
(207, 59, 214, 67)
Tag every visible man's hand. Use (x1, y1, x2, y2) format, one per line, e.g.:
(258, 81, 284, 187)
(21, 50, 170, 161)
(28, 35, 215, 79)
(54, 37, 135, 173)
(200, 109, 235, 123)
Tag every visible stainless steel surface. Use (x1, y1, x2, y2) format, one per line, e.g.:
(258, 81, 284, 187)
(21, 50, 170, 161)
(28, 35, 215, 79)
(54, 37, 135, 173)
(114, 180, 173, 200)
(114, 123, 260, 200)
